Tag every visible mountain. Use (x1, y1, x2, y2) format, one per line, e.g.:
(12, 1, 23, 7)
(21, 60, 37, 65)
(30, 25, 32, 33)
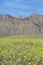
(0, 14, 43, 37)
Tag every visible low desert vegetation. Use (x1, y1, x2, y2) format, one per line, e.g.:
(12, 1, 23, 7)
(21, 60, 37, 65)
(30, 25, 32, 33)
(0, 36, 43, 65)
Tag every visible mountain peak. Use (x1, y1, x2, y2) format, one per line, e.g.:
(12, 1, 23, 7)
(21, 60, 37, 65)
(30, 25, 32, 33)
(15, 15, 22, 19)
(30, 14, 39, 17)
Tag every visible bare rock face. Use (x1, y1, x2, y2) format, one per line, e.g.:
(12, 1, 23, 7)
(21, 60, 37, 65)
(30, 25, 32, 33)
(0, 14, 43, 37)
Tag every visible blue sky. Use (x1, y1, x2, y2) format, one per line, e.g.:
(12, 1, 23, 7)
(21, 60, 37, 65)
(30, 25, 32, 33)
(0, 0, 43, 17)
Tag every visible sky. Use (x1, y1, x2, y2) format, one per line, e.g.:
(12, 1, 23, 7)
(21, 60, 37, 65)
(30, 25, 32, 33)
(0, 0, 43, 17)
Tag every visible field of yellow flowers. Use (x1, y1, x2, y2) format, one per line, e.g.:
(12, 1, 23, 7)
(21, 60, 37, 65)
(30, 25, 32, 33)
(0, 36, 43, 65)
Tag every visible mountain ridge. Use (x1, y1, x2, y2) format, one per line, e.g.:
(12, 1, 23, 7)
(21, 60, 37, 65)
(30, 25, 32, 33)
(0, 14, 43, 37)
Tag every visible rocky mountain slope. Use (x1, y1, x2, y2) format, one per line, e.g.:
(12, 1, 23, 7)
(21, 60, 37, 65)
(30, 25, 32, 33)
(0, 14, 43, 37)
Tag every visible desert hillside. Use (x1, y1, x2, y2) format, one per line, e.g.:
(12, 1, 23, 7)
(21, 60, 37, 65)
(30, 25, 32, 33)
(0, 14, 43, 37)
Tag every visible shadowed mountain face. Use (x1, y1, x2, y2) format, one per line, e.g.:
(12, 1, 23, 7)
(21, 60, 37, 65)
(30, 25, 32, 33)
(0, 14, 43, 37)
